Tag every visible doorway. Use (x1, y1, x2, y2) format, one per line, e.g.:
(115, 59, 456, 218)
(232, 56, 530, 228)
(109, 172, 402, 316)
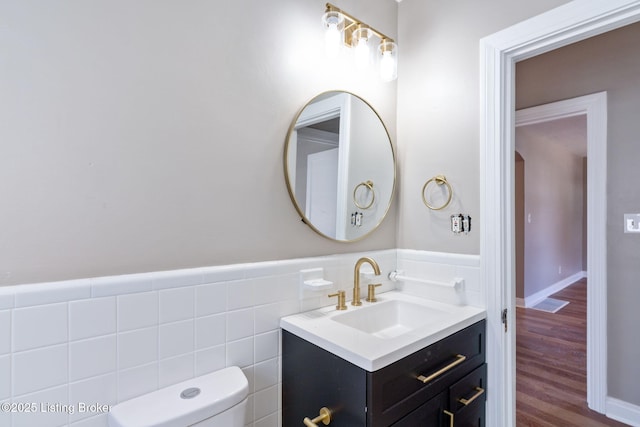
(514, 101, 592, 423)
(514, 92, 607, 415)
(479, 2, 640, 425)
(515, 105, 588, 309)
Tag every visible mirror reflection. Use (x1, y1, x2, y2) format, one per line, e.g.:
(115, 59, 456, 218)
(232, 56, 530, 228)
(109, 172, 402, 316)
(284, 91, 395, 241)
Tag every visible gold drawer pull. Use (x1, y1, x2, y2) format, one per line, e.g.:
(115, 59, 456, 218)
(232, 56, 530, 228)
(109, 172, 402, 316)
(458, 386, 485, 406)
(417, 354, 466, 384)
(303, 407, 331, 426)
(443, 410, 454, 427)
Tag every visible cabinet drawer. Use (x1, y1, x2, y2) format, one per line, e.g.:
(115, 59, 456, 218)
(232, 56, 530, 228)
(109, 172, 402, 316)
(367, 320, 485, 426)
(392, 392, 445, 426)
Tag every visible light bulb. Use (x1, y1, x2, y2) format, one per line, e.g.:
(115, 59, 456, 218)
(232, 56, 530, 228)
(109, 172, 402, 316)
(325, 23, 342, 58)
(352, 27, 372, 70)
(354, 38, 370, 69)
(322, 11, 344, 59)
(378, 40, 397, 81)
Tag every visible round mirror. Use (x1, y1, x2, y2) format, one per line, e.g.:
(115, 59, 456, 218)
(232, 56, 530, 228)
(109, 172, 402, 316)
(284, 91, 396, 242)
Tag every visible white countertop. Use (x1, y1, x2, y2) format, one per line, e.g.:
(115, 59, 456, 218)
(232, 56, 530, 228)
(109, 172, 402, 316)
(280, 291, 486, 372)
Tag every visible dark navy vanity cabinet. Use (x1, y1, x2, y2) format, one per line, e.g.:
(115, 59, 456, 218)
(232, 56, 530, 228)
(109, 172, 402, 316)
(282, 320, 486, 426)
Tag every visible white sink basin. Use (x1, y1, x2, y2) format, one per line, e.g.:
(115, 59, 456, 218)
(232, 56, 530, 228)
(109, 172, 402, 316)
(280, 291, 485, 371)
(331, 299, 447, 339)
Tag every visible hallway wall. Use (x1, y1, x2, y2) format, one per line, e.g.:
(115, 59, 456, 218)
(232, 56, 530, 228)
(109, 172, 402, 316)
(515, 122, 586, 300)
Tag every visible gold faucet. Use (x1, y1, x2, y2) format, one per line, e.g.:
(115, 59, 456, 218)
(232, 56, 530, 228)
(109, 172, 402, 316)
(352, 257, 381, 306)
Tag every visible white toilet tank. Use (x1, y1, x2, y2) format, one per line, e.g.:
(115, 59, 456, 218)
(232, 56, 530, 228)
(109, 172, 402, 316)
(108, 366, 248, 427)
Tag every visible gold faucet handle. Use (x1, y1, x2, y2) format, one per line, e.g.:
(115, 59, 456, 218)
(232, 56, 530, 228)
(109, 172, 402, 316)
(366, 283, 382, 302)
(328, 291, 347, 310)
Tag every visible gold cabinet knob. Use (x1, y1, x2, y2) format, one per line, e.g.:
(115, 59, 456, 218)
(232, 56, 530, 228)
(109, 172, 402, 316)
(303, 407, 332, 426)
(366, 283, 382, 302)
(328, 291, 347, 310)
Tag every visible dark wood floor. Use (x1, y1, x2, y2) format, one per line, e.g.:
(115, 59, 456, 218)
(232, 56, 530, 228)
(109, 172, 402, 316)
(516, 278, 627, 426)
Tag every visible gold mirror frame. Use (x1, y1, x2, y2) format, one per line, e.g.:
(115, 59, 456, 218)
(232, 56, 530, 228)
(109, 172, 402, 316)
(283, 91, 396, 242)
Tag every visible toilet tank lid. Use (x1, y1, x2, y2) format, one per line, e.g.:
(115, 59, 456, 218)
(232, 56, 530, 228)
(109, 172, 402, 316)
(108, 366, 248, 427)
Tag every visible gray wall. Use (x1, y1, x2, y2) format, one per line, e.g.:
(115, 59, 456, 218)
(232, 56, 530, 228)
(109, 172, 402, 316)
(515, 127, 585, 299)
(396, 0, 570, 253)
(0, 0, 398, 286)
(397, 0, 639, 409)
(516, 21, 640, 407)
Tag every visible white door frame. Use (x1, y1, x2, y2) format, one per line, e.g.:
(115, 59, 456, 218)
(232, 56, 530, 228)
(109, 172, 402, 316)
(516, 91, 608, 408)
(480, 1, 640, 425)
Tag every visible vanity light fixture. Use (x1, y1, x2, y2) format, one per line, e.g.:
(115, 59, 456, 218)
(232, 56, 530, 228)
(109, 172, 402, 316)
(321, 3, 398, 81)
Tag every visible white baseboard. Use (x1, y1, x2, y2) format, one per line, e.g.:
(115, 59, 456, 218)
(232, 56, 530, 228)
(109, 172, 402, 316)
(523, 271, 587, 308)
(607, 397, 640, 426)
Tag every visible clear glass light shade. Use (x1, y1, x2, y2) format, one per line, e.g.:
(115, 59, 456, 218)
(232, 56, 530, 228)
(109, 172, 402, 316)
(322, 11, 344, 59)
(378, 40, 398, 81)
(352, 27, 372, 70)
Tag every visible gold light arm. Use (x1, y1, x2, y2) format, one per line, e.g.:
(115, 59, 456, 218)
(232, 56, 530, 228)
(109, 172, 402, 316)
(325, 3, 395, 45)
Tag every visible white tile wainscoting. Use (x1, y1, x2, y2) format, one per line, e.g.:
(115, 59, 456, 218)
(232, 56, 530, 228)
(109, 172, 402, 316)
(0, 249, 481, 427)
(396, 249, 483, 308)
